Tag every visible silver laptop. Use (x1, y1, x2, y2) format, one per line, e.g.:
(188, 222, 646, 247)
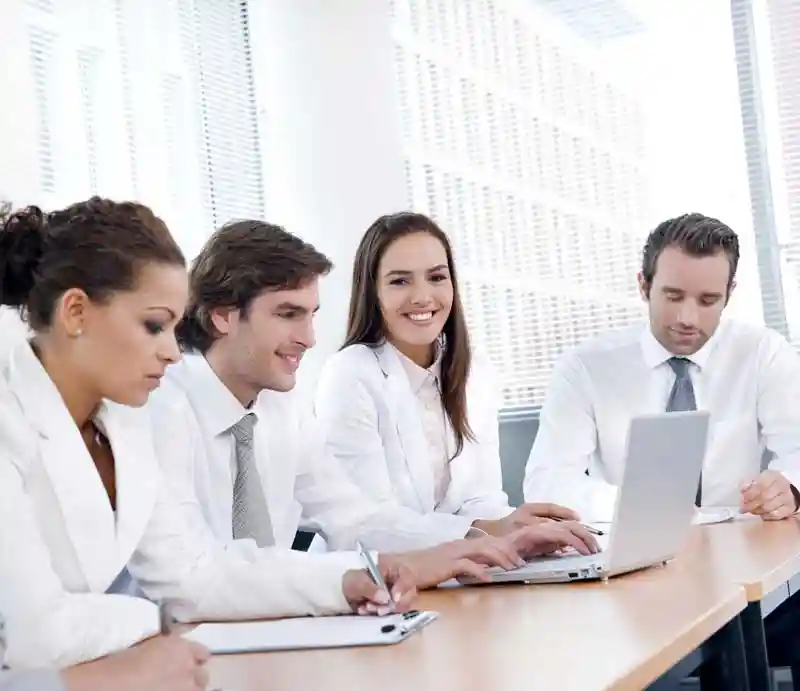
(463, 410, 710, 585)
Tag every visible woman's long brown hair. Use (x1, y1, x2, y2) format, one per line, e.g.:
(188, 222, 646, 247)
(342, 212, 474, 457)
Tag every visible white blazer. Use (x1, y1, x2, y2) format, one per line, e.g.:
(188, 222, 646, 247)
(0, 669, 63, 691)
(148, 354, 481, 554)
(315, 343, 512, 532)
(0, 309, 29, 363)
(0, 343, 353, 669)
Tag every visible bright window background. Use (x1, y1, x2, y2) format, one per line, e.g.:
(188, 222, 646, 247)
(762, 0, 800, 346)
(391, 0, 762, 412)
(5, 0, 264, 258)
(0, 0, 795, 415)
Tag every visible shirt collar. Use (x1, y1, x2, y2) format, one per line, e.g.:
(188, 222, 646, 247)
(393, 343, 442, 395)
(639, 321, 723, 371)
(179, 354, 255, 437)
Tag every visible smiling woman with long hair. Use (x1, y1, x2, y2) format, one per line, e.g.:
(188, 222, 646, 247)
(315, 212, 579, 541)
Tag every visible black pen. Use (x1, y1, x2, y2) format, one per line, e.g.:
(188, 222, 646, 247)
(551, 516, 605, 536)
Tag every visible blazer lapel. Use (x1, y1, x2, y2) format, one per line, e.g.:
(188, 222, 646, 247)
(8, 344, 119, 592)
(98, 403, 157, 574)
(374, 345, 435, 512)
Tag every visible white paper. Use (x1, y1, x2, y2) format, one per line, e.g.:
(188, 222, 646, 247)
(693, 507, 739, 525)
(184, 611, 438, 654)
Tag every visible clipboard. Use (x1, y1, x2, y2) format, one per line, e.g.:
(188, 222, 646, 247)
(184, 610, 439, 654)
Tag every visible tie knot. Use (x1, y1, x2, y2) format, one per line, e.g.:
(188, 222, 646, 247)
(231, 412, 257, 443)
(668, 357, 691, 377)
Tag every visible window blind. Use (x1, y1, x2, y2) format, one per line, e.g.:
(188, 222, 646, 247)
(28, 26, 57, 195)
(19, 0, 264, 256)
(754, 0, 800, 345)
(392, 0, 759, 412)
(76, 47, 103, 195)
(176, 0, 266, 238)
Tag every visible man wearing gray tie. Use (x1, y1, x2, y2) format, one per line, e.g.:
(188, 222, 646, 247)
(146, 220, 598, 581)
(525, 212, 800, 521)
(665, 356, 702, 506)
(230, 413, 274, 547)
(524, 212, 800, 677)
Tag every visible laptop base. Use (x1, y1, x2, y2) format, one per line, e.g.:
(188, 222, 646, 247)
(461, 555, 671, 585)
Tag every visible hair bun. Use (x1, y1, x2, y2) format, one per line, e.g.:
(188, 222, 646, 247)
(0, 206, 47, 307)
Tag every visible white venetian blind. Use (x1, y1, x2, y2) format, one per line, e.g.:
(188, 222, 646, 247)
(17, 0, 264, 257)
(391, 0, 761, 412)
(754, 0, 800, 347)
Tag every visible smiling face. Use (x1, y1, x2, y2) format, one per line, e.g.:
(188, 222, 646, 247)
(376, 231, 454, 365)
(206, 279, 320, 403)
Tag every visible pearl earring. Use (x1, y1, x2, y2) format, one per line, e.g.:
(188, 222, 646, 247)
(75, 329, 83, 337)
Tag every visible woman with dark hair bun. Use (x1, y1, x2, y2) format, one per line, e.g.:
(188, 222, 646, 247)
(0, 198, 418, 672)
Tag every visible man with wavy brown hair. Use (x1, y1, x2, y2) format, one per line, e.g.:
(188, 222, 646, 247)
(147, 218, 599, 589)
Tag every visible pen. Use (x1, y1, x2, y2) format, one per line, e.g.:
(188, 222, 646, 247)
(551, 516, 605, 536)
(159, 601, 176, 636)
(356, 540, 396, 610)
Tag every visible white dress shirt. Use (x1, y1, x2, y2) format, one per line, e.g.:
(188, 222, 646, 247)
(147, 354, 473, 554)
(524, 320, 800, 522)
(395, 346, 452, 507)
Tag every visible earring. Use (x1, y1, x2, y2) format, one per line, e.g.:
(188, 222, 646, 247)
(75, 328, 83, 337)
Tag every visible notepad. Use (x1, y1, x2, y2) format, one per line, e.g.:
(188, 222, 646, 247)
(694, 507, 738, 525)
(184, 610, 439, 654)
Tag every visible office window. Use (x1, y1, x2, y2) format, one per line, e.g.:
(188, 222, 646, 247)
(752, 0, 800, 346)
(392, 0, 759, 412)
(28, 27, 57, 195)
(176, 0, 265, 234)
(77, 47, 103, 194)
(18, 0, 264, 256)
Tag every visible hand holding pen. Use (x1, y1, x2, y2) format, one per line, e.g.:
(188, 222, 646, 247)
(343, 543, 417, 616)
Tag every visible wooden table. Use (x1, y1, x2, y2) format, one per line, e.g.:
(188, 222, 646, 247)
(698, 516, 800, 600)
(208, 552, 747, 691)
(695, 517, 800, 691)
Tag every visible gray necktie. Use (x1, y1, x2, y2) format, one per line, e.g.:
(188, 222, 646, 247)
(666, 357, 702, 506)
(231, 413, 274, 547)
